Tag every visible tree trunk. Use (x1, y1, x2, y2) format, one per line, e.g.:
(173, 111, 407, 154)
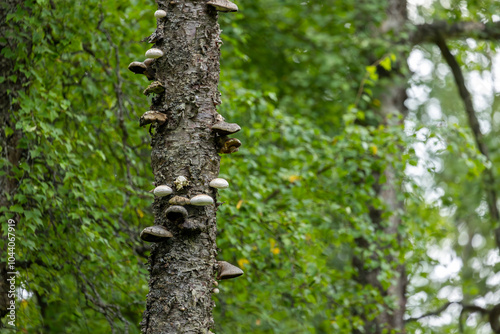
(0, 0, 30, 325)
(139, 1, 230, 333)
(353, 0, 408, 332)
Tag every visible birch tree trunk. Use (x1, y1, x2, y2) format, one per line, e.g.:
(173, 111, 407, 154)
(139, 1, 233, 333)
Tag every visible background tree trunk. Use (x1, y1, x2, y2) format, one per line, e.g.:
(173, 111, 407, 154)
(353, 0, 408, 332)
(140, 1, 225, 333)
(0, 0, 30, 324)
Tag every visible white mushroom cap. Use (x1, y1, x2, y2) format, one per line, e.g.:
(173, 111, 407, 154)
(190, 194, 214, 206)
(145, 48, 164, 59)
(207, 0, 238, 12)
(154, 185, 173, 197)
(209, 178, 229, 189)
(154, 10, 167, 18)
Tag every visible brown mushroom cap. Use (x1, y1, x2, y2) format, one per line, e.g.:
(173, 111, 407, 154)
(143, 81, 165, 96)
(217, 261, 244, 280)
(169, 196, 191, 205)
(219, 137, 241, 154)
(140, 225, 173, 242)
(128, 61, 147, 74)
(212, 121, 241, 135)
(140, 111, 167, 127)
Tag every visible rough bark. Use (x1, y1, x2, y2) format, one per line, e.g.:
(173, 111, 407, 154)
(353, 0, 408, 333)
(0, 0, 29, 325)
(140, 1, 226, 333)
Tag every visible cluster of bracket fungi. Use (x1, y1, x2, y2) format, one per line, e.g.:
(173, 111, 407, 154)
(127, 0, 244, 287)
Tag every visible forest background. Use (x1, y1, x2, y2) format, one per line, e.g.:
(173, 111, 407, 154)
(1, 0, 500, 333)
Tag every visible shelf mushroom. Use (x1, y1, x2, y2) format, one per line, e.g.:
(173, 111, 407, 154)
(145, 48, 164, 59)
(128, 61, 147, 74)
(209, 178, 229, 189)
(169, 196, 191, 205)
(143, 81, 165, 96)
(212, 121, 241, 135)
(217, 261, 244, 280)
(190, 194, 214, 206)
(165, 205, 188, 222)
(140, 225, 173, 242)
(154, 10, 167, 18)
(154, 185, 173, 197)
(144, 58, 155, 67)
(140, 111, 167, 127)
(218, 137, 241, 154)
(207, 0, 238, 12)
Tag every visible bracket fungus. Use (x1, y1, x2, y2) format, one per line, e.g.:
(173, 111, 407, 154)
(128, 61, 147, 74)
(153, 185, 173, 197)
(140, 225, 173, 242)
(209, 178, 229, 189)
(216, 261, 244, 280)
(145, 48, 164, 59)
(212, 121, 241, 135)
(165, 205, 188, 222)
(143, 81, 165, 96)
(218, 137, 241, 154)
(140, 111, 167, 127)
(190, 194, 214, 206)
(174, 175, 189, 190)
(154, 9, 167, 18)
(169, 196, 191, 206)
(207, 0, 238, 12)
(144, 58, 155, 67)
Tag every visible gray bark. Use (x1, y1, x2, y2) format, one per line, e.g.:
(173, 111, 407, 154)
(353, 0, 408, 332)
(140, 1, 227, 333)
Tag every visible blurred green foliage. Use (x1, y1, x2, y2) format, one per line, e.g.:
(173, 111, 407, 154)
(1, 0, 500, 333)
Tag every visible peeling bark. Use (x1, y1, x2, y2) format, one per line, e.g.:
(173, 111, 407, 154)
(139, 1, 229, 333)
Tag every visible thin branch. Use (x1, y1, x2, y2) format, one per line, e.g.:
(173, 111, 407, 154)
(405, 302, 455, 323)
(354, 54, 391, 107)
(413, 20, 500, 45)
(435, 33, 500, 247)
(406, 301, 491, 334)
(76, 268, 130, 334)
(459, 304, 488, 333)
